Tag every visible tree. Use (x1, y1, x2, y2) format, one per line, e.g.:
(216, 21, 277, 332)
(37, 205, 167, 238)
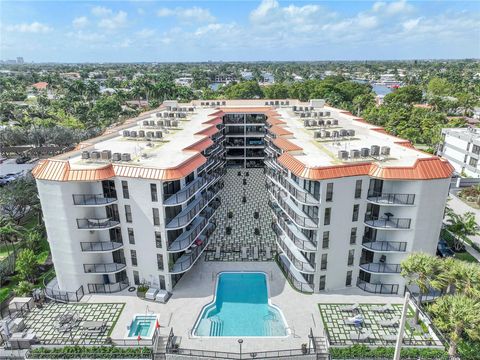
(15, 280, 34, 297)
(427, 77, 451, 97)
(430, 294, 480, 357)
(224, 81, 264, 99)
(401, 253, 441, 323)
(454, 261, 480, 298)
(430, 257, 458, 295)
(445, 210, 479, 251)
(383, 85, 423, 105)
(0, 178, 40, 223)
(15, 249, 37, 283)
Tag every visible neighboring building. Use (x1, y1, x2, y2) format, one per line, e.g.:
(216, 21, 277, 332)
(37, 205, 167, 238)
(33, 99, 452, 300)
(214, 74, 235, 83)
(438, 127, 480, 177)
(16, 57, 24, 64)
(31, 82, 49, 91)
(175, 77, 194, 87)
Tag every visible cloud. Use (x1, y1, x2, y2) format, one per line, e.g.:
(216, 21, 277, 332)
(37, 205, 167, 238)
(72, 16, 89, 29)
(5, 22, 52, 33)
(402, 17, 422, 32)
(157, 6, 215, 22)
(135, 28, 155, 38)
(68, 30, 106, 43)
(98, 11, 127, 30)
(91, 6, 112, 17)
(373, 0, 413, 16)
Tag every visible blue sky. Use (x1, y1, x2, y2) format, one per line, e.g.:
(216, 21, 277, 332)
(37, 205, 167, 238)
(1, 0, 479, 62)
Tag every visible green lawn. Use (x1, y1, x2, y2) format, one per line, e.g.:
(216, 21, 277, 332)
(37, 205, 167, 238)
(455, 251, 478, 263)
(0, 243, 14, 260)
(0, 283, 15, 303)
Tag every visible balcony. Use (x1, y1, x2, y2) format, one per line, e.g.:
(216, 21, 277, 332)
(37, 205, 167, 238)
(277, 254, 314, 293)
(168, 216, 213, 252)
(80, 241, 124, 253)
(359, 262, 401, 274)
(274, 224, 315, 274)
(170, 235, 209, 274)
(266, 169, 318, 205)
(166, 188, 220, 229)
(361, 239, 407, 252)
(364, 215, 411, 230)
(83, 262, 126, 274)
(273, 212, 317, 251)
(264, 157, 284, 172)
(357, 279, 399, 294)
(72, 194, 117, 206)
(268, 185, 318, 229)
(77, 218, 120, 230)
(367, 190, 415, 206)
(164, 177, 207, 206)
(88, 280, 129, 294)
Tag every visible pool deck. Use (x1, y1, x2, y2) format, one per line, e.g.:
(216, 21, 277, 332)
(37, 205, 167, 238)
(81, 258, 404, 353)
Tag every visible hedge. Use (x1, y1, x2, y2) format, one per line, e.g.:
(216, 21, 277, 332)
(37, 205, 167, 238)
(28, 346, 152, 359)
(330, 345, 449, 359)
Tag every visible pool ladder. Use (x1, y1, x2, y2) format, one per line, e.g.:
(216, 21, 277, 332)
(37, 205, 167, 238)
(209, 316, 224, 336)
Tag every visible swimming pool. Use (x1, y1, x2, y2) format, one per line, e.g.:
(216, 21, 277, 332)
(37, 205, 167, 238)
(193, 272, 288, 337)
(127, 315, 157, 338)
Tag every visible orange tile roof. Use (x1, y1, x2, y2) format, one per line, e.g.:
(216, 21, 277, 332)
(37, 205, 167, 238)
(183, 137, 214, 152)
(31, 82, 48, 90)
(268, 126, 293, 137)
(219, 107, 272, 113)
(277, 152, 454, 181)
(272, 138, 303, 152)
(195, 125, 219, 137)
(204, 117, 222, 126)
(267, 117, 286, 126)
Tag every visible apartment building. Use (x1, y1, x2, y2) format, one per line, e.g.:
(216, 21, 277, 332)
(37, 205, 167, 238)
(438, 127, 480, 177)
(33, 99, 453, 300)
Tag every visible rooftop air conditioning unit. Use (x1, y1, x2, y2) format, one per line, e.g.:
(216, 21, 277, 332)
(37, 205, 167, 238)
(163, 112, 169, 118)
(112, 152, 121, 161)
(326, 120, 332, 126)
(332, 130, 339, 138)
(332, 119, 339, 126)
(348, 129, 355, 137)
(156, 120, 163, 127)
(101, 150, 112, 160)
(123, 130, 130, 137)
(188, 107, 194, 112)
(164, 119, 171, 127)
(322, 130, 330, 138)
(130, 131, 137, 138)
(318, 120, 325, 127)
(138, 130, 145, 138)
(222, 101, 226, 105)
(371, 145, 380, 156)
(149, 120, 155, 126)
(81, 151, 90, 159)
(172, 120, 178, 127)
(381, 146, 391, 156)
(319, 112, 324, 117)
(285, 100, 289, 105)
(338, 150, 348, 160)
(300, 113, 305, 118)
(166, 106, 172, 111)
(339, 129, 348, 137)
(314, 131, 321, 139)
(292, 106, 297, 112)
(146, 131, 154, 138)
(121, 153, 131, 161)
(90, 151, 100, 160)
(143, 120, 149, 126)
(306, 112, 311, 117)
(350, 149, 360, 159)
(155, 131, 163, 139)
(361, 148, 370, 157)
(304, 120, 310, 127)
(311, 120, 318, 127)
(200, 102, 205, 106)
(325, 111, 331, 117)
(156, 112, 162, 118)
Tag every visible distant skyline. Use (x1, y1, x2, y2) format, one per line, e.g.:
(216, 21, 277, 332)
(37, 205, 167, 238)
(1, 0, 479, 63)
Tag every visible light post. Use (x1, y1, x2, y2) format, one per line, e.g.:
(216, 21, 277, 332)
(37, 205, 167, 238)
(394, 292, 410, 360)
(238, 338, 243, 359)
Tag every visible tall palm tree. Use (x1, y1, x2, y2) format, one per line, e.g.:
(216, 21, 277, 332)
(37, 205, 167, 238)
(430, 294, 480, 357)
(431, 257, 458, 295)
(445, 210, 479, 251)
(454, 261, 480, 298)
(401, 252, 441, 323)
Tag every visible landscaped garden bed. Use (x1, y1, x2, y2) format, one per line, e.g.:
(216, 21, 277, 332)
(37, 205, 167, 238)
(27, 345, 152, 359)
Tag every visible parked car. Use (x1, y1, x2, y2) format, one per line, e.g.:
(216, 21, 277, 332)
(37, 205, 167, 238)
(437, 239, 455, 258)
(15, 156, 31, 164)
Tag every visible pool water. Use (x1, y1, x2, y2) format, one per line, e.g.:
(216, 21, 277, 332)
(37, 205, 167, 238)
(128, 315, 156, 338)
(194, 272, 288, 337)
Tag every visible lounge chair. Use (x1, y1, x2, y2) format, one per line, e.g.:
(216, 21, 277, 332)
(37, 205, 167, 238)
(241, 247, 247, 260)
(378, 317, 399, 327)
(265, 246, 272, 260)
(340, 303, 359, 312)
(253, 247, 259, 260)
(214, 245, 221, 260)
(372, 304, 394, 313)
(344, 315, 363, 325)
(349, 330, 373, 342)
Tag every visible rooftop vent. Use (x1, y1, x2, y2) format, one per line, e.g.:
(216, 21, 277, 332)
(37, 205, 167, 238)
(121, 153, 131, 161)
(101, 150, 112, 160)
(81, 151, 90, 159)
(338, 150, 348, 160)
(90, 151, 100, 160)
(371, 145, 380, 156)
(381, 146, 391, 156)
(112, 152, 121, 161)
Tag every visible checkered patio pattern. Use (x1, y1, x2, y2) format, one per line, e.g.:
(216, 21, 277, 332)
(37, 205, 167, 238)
(24, 302, 124, 345)
(318, 303, 442, 347)
(205, 168, 278, 261)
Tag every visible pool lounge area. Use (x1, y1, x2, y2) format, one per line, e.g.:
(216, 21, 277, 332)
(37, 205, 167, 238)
(126, 314, 158, 339)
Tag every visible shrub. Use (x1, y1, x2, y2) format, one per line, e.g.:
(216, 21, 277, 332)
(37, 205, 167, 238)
(29, 346, 152, 359)
(329, 345, 449, 359)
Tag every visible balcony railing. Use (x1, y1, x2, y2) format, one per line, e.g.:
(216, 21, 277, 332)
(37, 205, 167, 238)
(170, 236, 209, 274)
(268, 185, 318, 229)
(277, 254, 314, 293)
(362, 239, 407, 252)
(356, 279, 399, 294)
(164, 177, 207, 206)
(76, 218, 120, 230)
(364, 215, 411, 229)
(273, 213, 317, 251)
(266, 168, 318, 204)
(87, 280, 129, 294)
(72, 194, 117, 206)
(166, 187, 220, 229)
(83, 262, 126, 274)
(359, 262, 401, 274)
(274, 224, 315, 273)
(80, 241, 124, 252)
(367, 190, 415, 205)
(168, 216, 212, 252)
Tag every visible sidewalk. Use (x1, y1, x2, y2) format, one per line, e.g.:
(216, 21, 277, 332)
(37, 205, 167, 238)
(447, 193, 480, 247)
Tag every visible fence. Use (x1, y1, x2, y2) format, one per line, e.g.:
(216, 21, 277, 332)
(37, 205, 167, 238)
(43, 276, 84, 303)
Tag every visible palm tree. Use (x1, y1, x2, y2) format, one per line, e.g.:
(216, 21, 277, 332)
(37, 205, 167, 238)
(445, 210, 479, 251)
(431, 257, 458, 295)
(401, 253, 441, 323)
(430, 294, 480, 357)
(454, 262, 480, 298)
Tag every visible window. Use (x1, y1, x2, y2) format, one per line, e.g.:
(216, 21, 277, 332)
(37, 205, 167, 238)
(324, 208, 331, 226)
(319, 275, 326, 291)
(124, 205, 132, 223)
(131, 250, 137, 266)
(469, 158, 478, 167)
(322, 231, 329, 249)
(473, 144, 480, 155)
(352, 204, 359, 222)
(321, 254, 328, 270)
(150, 184, 158, 202)
(355, 180, 362, 199)
(122, 180, 129, 199)
(133, 270, 140, 285)
(155, 231, 162, 248)
(346, 271, 352, 286)
(128, 228, 135, 244)
(350, 227, 357, 245)
(157, 254, 164, 270)
(152, 208, 160, 226)
(347, 249, 355, 266)
(326, 183, 333, 202)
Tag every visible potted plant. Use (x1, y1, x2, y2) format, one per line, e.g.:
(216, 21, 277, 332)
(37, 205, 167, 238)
(254, 211, 259, 219)
(301, 343, 308, 354)
(254, 228, 260, 235)
(137, 284, 148, 298)
(226, 226, 232, 235)
(228, 211, 233, 219)
(242, 196, 247, 203)
(243, 178, 247, 185)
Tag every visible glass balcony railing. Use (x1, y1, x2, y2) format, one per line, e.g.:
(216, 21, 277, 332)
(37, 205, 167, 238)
(265, 168, 318, 204)
(272, 212, 317, 251)
(273, 223, 315, 273)
(364, 215, 411, 229)
(170, 236, 209, 274)
(76, 218, 120, 230)
(72, 194, 117, 206)
(356, 279, 399, 294)
(359, 262, 401, 274)
(277, 254, 314, 293)
(80, 241, 124, 252)
(367, 190, 415, 205)
(164, 177, 207, 206)
(361, 239, 407, 252)
(83, 262, 126, 274)
(87, 280, 129, 294)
